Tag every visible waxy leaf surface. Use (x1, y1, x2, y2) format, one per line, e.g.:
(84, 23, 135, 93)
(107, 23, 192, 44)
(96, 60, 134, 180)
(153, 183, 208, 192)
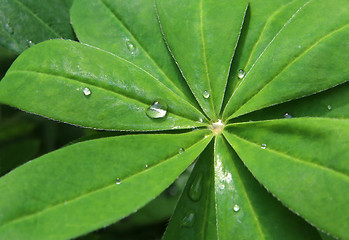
(0, 131, 212, 240)
(224, 118, 349, 239)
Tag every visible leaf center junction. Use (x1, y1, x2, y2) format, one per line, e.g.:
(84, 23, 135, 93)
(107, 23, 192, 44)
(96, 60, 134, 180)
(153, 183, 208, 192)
(209, 120, 224, 135)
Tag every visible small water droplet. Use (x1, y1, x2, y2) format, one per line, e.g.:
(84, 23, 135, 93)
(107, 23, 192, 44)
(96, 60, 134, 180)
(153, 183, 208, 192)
(83, 87, 91, 96)
(179, 148, 185, 154)
(202, 91, 210, 99)
(298, 45, 302, 48)
(327, 105, 332, 110)
(115, 178, 121, 185)
(188, 172, 203, 202)
(284, 113, 292, 119)
(146, 101, 167, 119)
(261, 144, 267, 149)
(237, 69, 245, 79)
(180, 211, 195, 228)
(145, 164, 149, 168)
(199, 117, 204, 123)
(27, 40, 35, 47)
(64, 201, 67, 205)
(5, 22, 14, 34)
(233, 204, 240, 212)
(125, 39, 136, 54)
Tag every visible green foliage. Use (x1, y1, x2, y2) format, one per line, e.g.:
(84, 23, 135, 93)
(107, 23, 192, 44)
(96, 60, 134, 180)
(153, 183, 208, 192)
(0, 0, 348, 239)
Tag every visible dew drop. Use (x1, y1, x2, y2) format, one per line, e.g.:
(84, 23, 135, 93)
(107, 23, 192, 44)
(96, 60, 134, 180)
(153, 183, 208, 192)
(202, 91, 210, 99)
(180, 211, 195, 228)
(199, 117, 204, 123)
(5, 22, 14, 34)
(179, 148, 185, 154)
(327, 105, 332, 110)
(146, 101, 168, 119)
(125, 39, 136, 54)
(284, 113, 292, 119)
(115, 178, 121, 185)
(83, 87, 91, 96)
(145, 164, 149, 168)
(188, 172, 203, 202)
(237, 69, 245, 79)
(233, 204, 240, 212)
(27, 40, 35, 47)
(261, 144, 267, 149)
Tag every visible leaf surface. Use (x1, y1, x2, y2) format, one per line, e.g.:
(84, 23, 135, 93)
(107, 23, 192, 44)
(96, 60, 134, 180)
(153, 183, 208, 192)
(0, 130, 212, 240)
(223, 0, 349, 119)
(71, 0, 198, 108)
(224, 118, 349, 239)
(0, 40, 207, 131)
(0, 0, 74, 54)
(156, 0, 248, 120)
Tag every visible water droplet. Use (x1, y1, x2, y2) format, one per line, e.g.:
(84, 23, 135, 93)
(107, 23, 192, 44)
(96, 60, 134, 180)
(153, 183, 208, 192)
(5, 23, 13, 34)
(284, 113, 292, 119)
(145, 164, 149, 168)
(27, 40, 35, 47)
(188, 172, 203, 202)
(237, 69, 245, 79)
(83, 87, 91, 96)
(202, 91, 210, 99)
(327, 105, 332, 110)
(125, 39, 136, 54)
(179, 148, 185, 154)
(115, 178, 121, 185)
(64, 201, 67, 205)
(298, 45, 302, 48)
(261, 144, 267, 149)
(180, 211, 195, 228)
(146, 101, 167, 119)
(199, 117, 204, 123)
(233, 204, 240, 212)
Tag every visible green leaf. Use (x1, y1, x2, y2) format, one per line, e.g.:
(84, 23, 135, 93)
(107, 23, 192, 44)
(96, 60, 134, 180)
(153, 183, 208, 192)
(0, 0, 75, 54)
(71, 0, 198, 108)
(223, 0, 349, 120)
(0, 130, 212, 240)
(156, 0, 248, 120)
(231, 82, 349, 123)
(163, 141, 217, 240)
(0, 40, 207, 131)
(223, 118, 349, 239)
(165, 135, 320, 239)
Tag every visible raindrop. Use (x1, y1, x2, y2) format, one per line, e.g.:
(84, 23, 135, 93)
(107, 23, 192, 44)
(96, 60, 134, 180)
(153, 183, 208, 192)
(327, 105, 332, 110)
(27, 40, 35, 47)
(261, 144, 267, 149)
(146, 101, 168, 119)
(145, 164, 149, 168)
(180, 211, 195, 228)
(202, 91, 210, 99)
(188, 172, 203, 202)
(199, 117, 204, 123)
(115, 178, 121, 185)
(125, 39, 136, 54)
(237, 69, 245, 79)
(179, 148, 185, 154)
(83, 87, 91, 96)
(233, 204, 240, 212)
(284, 113, 292, 119)
(5, 22, 13, 34)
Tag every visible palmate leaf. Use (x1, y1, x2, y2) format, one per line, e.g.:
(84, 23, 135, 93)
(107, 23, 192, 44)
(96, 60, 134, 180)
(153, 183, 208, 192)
(0, 0, 347, 239)
(0, 131, 212, 239)
(0, 0, 75, 54)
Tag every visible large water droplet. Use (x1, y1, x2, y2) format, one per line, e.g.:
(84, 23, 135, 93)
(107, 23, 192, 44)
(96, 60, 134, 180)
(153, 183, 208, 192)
(233, 204, 240, 212)
(261, 144, 267, 149)
(180, 211, 195, 228)
(327, 105, 332, 110)
(115, 178, 121, 185)
(188, 172, 203, 202)
(237, 69, 245, 79)
(125, 39, 136, 54)
(83, 87, 91, 96)
(5, 23, 14, 34)
(284, 113, 292, 119)
(202, 91, 210, 99)
(179, 148, 185, 154)
(146, 101, 167, 119)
